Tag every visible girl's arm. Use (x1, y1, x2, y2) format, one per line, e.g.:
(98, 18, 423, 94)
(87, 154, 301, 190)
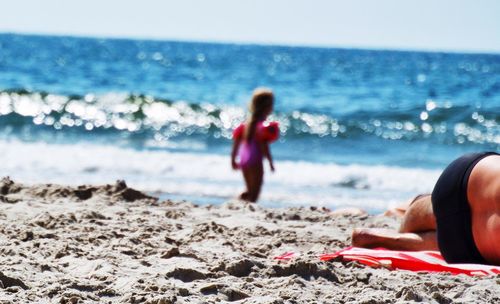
(231, 138, 241, 169)
(261, 142, 275, 172)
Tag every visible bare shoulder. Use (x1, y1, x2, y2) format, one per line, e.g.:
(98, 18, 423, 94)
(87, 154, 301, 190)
(477, 154, 500, 171)
(470, 155, 500, 265)
(469, 154, 500, 210)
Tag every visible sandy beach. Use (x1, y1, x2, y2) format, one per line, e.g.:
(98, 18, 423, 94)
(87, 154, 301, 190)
(0, 177, 498, 303)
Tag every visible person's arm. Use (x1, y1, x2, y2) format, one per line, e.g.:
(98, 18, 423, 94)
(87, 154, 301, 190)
(231, 124, 245, 169)
(261, 142, 275, 172)
(231, 138, 241, 170)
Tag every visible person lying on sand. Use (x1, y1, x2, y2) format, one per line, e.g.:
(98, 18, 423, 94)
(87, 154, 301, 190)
(352, 152, 500, 266)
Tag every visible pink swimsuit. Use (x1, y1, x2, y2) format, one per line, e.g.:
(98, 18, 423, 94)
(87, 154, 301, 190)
(232, 121, 279, 169)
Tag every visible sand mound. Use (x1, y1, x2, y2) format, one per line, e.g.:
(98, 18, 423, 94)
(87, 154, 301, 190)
(0, 177, 157, 203)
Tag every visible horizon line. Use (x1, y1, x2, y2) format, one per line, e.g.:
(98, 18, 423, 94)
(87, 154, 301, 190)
(2, 30, 500, 56)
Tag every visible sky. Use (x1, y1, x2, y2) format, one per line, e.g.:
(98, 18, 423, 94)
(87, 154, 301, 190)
(1, 0, 499, 53)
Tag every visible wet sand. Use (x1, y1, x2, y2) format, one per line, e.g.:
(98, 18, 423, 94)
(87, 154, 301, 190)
(0, 177, 498, 303)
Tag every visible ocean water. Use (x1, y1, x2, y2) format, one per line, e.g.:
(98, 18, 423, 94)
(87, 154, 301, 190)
(0, 33, 498, 212)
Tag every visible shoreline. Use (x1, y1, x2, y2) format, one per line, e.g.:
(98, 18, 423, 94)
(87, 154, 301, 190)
(0, 177, 497, 303)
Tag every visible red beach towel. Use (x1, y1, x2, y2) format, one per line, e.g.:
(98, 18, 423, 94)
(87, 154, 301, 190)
(319, 247, 500, 276)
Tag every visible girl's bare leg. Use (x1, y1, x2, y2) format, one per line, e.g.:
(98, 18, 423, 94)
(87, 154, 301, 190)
(240, 164, 263, 202)
(242, 165, 263, 202)
(248, 164, 263, 202)
(239, 169, 251, 201)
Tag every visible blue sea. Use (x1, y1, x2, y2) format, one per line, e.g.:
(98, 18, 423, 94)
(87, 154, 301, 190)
(0, 33, 498, 212)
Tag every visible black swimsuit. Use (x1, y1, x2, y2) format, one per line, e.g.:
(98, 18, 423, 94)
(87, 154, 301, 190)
(431, 152, 498, 264)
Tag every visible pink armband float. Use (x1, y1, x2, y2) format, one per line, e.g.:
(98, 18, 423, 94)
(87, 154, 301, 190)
(257, 121, 279, 142)
(232, 123, 245, 140)
(232, 121, 280, 143)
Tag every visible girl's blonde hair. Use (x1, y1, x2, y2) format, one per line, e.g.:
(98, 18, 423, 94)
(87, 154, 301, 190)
(244, 88, 274, 140)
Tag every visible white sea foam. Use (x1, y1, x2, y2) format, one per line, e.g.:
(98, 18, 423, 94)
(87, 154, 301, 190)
(0, 140, 442, 212)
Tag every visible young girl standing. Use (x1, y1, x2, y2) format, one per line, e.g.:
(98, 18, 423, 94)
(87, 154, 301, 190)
(231, 88, 279, 202)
